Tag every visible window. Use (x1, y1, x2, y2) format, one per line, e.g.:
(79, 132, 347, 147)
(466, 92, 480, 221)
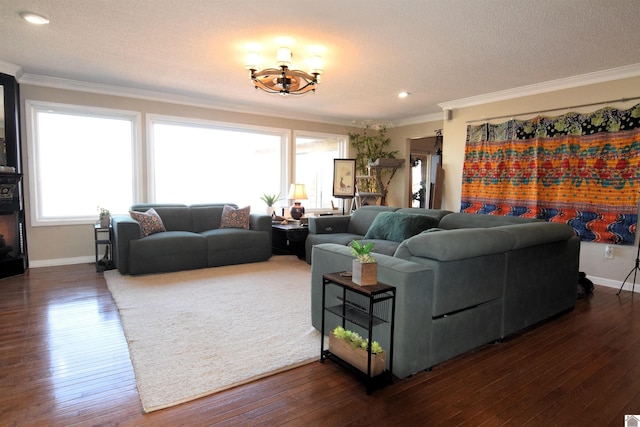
(149, 116, 286, 211)
(26, 101, 139, 226)
(294, 132, 347, 211)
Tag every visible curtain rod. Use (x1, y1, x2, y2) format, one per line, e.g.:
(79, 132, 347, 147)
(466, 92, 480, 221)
(465, 96, 640, 124)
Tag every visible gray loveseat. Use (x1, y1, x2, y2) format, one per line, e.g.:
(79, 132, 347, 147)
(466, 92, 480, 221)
(112, 203, 272, 275)
(310, 209, 580, 378)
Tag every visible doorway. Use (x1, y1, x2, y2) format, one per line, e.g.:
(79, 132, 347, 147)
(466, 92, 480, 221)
(409, 135, 443, 209)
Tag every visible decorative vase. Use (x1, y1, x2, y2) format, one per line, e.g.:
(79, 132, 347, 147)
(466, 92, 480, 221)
(290, 202, 305, 220)
(100, 215, 111, 228)
(352, 259, 378, 286)
(329, 334, 386, 377)
(266, 206, 276, 217)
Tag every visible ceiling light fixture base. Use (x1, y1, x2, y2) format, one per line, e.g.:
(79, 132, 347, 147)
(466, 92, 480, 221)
(246, 47, 323, 96)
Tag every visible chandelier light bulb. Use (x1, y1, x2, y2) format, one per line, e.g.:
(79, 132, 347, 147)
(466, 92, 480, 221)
(276, 47, 292, 67)
(245, 52, 262, 70)
(309, 56, 324, 75)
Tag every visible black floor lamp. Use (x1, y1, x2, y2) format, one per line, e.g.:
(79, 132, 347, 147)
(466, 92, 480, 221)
(617, 238, 639, 295)
(617, 193, 640, 296)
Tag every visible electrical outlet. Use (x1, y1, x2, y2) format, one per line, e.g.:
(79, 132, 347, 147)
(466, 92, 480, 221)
(604, 245, 614, 259)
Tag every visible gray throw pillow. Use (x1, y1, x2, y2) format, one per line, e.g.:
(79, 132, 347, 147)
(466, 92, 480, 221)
(364, 212, 440, 242)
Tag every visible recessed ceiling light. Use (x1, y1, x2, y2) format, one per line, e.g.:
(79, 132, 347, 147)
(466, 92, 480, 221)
(20, 12, 50, 25)
(398, 91, 409, 98)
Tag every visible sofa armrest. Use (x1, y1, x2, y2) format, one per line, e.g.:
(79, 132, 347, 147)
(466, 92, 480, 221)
(498, 222, 577, 249)
(111, 214, 141, 274)
(308, 215, 350, 234)
(250, 214, 272, 237)
(396, 228, 515, 261)
(310, 243, 434, 378)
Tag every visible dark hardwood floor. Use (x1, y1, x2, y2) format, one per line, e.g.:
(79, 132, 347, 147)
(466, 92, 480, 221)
(1, 263, 639, 426)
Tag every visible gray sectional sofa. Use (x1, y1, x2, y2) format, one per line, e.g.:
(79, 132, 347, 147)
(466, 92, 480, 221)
(112, 203, 272, 275)
(305, 206, 452, 262)
(309, 207, 580, 378)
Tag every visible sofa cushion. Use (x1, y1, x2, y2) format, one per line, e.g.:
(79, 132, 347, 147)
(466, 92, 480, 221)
(439, 212, 539, 229)
(191, 205, 227, 232)
(130, 204, 193, 231)
(347, 206, 398, 235)
(364, 211, 440, 242)
(202, 228, 272, 267)
(356, 239, 401, 256)
(221, 205, 250, 229)
(129, 208, 166, 237)
(394, 208, 453, 221)
(128, 231, 208, 275)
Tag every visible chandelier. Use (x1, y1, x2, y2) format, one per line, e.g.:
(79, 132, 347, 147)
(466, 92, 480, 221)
(245, 47, 323, 96)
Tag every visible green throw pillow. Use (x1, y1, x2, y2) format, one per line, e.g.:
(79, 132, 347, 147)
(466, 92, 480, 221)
(364, 212, 440, 242)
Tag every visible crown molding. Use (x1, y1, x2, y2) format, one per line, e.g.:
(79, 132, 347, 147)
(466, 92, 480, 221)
(0, 60, 23, 79)
(438, 63, 640, 111)
(18, 73, 357, 127)
(393, 112, 443, 127)
(20, 64, 638, 128)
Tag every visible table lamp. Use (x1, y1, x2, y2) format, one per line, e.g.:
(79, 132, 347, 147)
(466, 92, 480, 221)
(287, 183, 308, 220)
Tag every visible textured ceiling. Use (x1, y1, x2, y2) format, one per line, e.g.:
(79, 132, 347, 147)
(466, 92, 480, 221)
(1, 0, 640, 125)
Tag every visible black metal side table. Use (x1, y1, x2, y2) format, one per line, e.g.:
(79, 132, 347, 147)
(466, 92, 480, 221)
(320, 272, 396, 394)
(271, 224, 308, 260)
(94, 224, 114, 272)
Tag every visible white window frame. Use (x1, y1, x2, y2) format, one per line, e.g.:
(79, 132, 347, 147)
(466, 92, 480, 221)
(147, 114, 289, 207)
(293, 130, 348, 213)
(25, 100, 141, 226)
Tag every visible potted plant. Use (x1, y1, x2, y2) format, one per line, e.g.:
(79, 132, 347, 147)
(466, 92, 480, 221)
(329, 326, 385, 377)
(349, 124, 398, 195)
(259, 192, 280, 216)
(97, 206, 110, 228)
(350, 240, 377, 286)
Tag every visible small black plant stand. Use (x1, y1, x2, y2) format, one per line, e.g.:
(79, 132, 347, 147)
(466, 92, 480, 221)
(320, 272, 396, 394)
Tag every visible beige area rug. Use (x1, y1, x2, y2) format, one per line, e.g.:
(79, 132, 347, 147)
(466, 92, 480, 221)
(104, 256, 320, 413)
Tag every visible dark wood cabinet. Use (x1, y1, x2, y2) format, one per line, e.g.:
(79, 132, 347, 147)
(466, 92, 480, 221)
(0, 72, 28, 278)
(271, 224, 308, 260)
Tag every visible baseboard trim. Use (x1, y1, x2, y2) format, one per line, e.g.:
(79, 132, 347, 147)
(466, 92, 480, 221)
(29, 256, 94, 268)
(591, 275, 640, 293)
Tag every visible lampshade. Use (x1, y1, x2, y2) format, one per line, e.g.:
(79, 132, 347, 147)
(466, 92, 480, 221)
(287, 183, 308, 200)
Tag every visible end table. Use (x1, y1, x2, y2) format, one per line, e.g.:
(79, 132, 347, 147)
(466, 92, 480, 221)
(320, 272, 396, 394)
(94, 224, 115, 272)
(271, 224, 308, 260)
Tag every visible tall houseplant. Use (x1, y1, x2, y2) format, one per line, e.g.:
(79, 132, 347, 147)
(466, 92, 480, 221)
(349, 125, 398, 194)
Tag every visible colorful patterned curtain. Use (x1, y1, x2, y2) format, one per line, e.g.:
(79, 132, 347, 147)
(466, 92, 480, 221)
(462, 103, 640, 245)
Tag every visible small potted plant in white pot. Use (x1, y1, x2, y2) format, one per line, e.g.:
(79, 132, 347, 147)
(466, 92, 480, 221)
(259, 192, 280, 217)
(97, 206, 111, 228)
(350, 240, 377, 286)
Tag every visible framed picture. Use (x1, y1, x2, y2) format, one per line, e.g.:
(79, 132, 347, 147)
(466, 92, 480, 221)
(333, 159, 356, 198)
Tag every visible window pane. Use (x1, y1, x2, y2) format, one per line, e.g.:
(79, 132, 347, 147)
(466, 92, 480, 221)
(31, 106, 136, 223)
(151, 121, 282, 211)
(295, 135, 345, 209)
